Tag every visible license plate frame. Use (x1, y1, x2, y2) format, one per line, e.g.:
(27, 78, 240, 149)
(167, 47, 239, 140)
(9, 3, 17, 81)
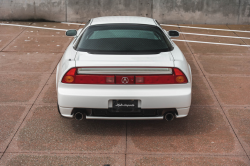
(112, 100, 139, 112)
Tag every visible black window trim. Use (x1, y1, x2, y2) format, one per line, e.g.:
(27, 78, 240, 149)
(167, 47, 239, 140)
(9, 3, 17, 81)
(73, 23, 174, 54)
(73, 19, 92, 49)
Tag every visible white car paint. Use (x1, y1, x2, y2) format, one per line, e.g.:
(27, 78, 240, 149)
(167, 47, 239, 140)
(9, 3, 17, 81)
(56, 16, 192, 120)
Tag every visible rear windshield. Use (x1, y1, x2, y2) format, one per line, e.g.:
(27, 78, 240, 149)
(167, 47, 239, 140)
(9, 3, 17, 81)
(75, 24, 173, 54)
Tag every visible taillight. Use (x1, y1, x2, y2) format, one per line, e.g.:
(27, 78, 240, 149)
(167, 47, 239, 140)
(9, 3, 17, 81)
(173, 68, 188, 84)
(135, 68, 188, 84)
(75, 75, 115, 84)
(62, 68, 115, 84)
(135, 75, 175, 84)
(62, 68, 77, 83)
(62, 67, 188, 84)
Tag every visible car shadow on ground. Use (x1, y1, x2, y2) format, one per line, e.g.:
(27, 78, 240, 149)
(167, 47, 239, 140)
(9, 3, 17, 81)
(69, 106, 217, 137)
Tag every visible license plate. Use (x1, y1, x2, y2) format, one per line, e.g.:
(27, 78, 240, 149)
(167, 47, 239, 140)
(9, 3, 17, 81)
(113, 100, 138, 112)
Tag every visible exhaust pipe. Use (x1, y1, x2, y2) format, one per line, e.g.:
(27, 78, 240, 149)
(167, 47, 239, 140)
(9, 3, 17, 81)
(164, 113, 174, 121)
(75, 112, 84, 120)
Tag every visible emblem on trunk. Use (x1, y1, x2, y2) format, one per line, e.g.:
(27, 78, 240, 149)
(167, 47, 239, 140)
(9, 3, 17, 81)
(121, 77, 129, 84)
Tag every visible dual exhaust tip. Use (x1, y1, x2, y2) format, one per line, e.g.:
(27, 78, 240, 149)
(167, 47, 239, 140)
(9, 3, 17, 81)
(74, 112, 175, 121)
(164, 113, 175, 121)
(75, 112, 85, 120)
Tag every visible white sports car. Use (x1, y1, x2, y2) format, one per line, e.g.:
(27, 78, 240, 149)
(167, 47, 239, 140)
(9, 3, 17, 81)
(56, 16, 192, 121)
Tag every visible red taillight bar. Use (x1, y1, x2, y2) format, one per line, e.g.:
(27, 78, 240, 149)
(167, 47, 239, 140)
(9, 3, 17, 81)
(135, 75, 176, 84)
(75, 75, 115, 84)
(61, 67, 188, 84)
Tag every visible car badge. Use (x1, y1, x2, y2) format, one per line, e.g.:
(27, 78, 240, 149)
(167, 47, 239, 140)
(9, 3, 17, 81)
(121, 77, 129, 84)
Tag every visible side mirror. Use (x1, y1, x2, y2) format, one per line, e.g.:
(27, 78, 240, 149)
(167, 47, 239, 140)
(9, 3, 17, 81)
(168, 30, 180, 37)
(66, 29, 77, 36)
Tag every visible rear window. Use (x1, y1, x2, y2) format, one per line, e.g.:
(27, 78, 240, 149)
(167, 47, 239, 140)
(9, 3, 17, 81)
(75, 24, 173, 54)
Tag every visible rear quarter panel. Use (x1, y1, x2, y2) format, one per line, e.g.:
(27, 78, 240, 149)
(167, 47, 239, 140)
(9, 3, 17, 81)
(56, 40, 77, 91)
(171, 43, 192, 83)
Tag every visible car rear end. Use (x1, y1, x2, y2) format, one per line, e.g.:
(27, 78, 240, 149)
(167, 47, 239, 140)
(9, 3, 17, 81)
(58, 65, 191, 120)
(57, 19, 192, 121)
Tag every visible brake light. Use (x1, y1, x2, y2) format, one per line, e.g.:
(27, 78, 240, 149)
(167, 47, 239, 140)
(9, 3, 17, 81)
(135, 75, 175, 84)
(75, 75, 115, 84)
(62, 67, 188, 84)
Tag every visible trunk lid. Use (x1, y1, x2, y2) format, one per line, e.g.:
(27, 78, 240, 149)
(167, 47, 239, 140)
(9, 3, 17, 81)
(75, 52, 174, 67)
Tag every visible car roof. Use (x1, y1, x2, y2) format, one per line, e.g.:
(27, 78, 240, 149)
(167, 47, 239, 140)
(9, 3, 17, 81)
(90, 16, 157, 26)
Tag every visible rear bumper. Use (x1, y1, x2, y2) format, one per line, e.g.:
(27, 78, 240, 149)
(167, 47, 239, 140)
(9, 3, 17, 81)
(59, 106, 190, 120)
(57, 83, 191, 119)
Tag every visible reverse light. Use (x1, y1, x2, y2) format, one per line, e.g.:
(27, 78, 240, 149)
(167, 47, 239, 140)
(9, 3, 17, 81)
(106, 76, 115, 84)
(136, 77, 144, 84)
